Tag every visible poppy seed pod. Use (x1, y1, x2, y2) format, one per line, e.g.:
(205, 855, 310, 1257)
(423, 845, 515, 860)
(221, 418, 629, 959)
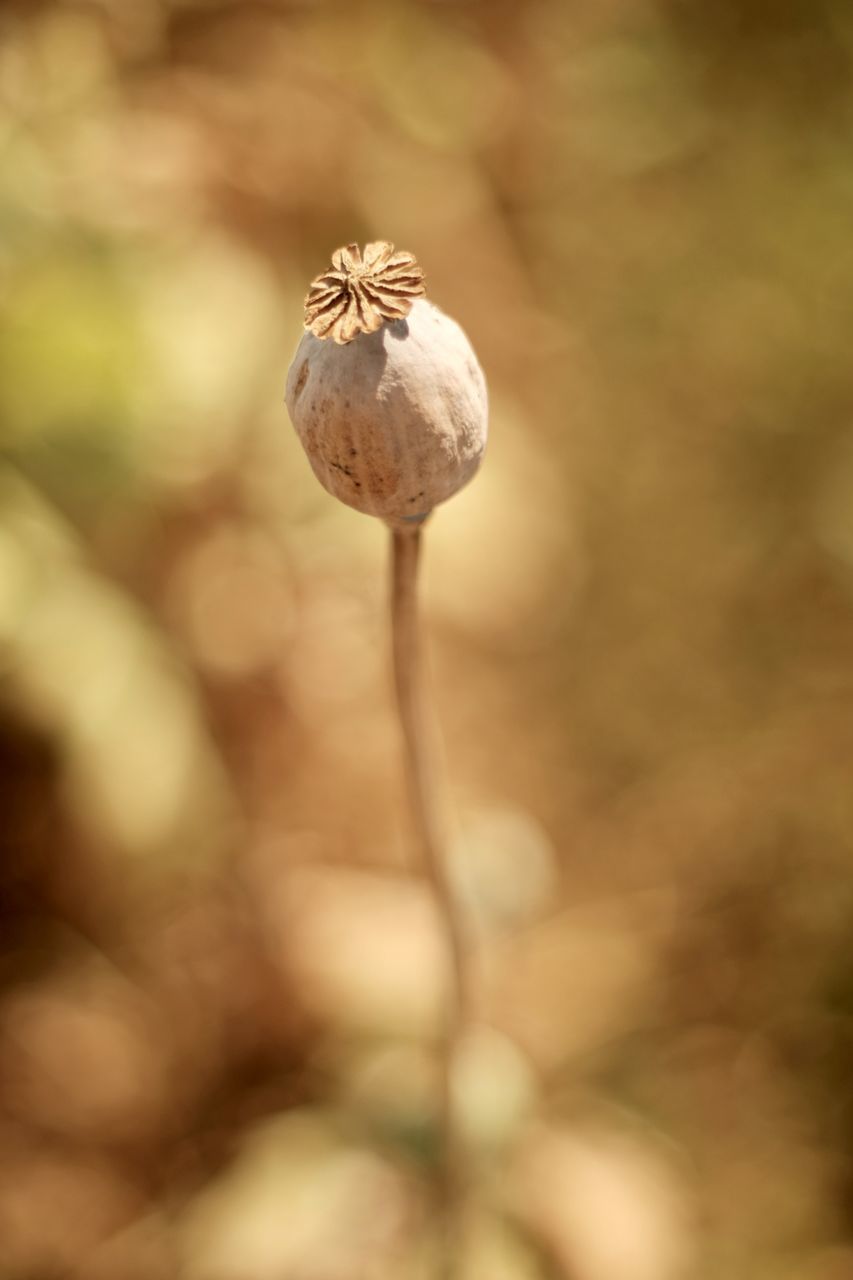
(285, 243, 487, 528)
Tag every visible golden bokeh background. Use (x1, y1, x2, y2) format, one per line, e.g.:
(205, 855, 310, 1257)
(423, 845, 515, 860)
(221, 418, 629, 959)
(2, 1, 853, 1276)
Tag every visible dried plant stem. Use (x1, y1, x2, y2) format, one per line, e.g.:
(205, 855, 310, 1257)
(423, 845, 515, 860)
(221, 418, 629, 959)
(390, 525, 468, 1276)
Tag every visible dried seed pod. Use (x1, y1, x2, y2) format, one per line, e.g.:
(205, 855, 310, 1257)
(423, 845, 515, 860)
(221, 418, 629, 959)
(285, 245, 487, 528)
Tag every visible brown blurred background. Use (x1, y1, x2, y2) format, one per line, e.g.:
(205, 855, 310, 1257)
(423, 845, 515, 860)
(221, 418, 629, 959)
(2, 0, 853, 1276)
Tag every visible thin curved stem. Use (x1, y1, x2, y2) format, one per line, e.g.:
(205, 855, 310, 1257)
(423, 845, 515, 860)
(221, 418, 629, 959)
(390, 525, 468, 1276)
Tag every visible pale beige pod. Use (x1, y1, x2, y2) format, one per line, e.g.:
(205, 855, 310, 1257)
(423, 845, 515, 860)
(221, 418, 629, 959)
(285, 243, 487, 528)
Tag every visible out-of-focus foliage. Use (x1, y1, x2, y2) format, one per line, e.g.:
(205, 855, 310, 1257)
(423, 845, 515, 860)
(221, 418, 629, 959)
(2, 0, 853, 1276)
